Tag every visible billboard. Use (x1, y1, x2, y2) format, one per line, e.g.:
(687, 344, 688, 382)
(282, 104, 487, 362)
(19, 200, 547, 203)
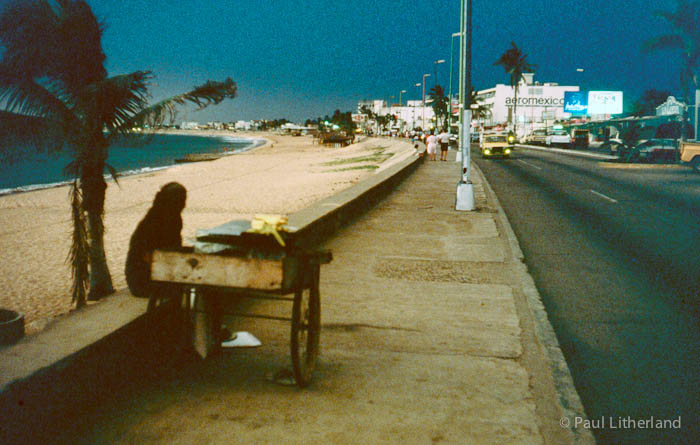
(564, 92, 588, 115)
(587, 91, 623, 115)
(563, 91, 623, 116)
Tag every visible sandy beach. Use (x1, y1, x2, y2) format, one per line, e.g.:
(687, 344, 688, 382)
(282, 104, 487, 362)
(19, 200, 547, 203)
(0, 131, 416, 334)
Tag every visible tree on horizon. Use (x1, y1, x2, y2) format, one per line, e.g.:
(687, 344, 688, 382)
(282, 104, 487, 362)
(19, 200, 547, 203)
(0, 0, 237, 307)
(494, 42, 536, 135)
(428, 84, 449, 130)
(632, 89, 674, 117)
(643, 0, 700, 140)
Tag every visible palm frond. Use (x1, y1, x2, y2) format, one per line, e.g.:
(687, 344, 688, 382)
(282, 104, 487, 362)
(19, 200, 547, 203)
(654, 1, 699, 32)
(117, 77, 237, 132)
(77, 71, 152, 133)
(0, 0, 106, 90)
(104, 163, 119, 186)
(0, 110, 64, 162)
(68, 180, 89, 307)
(0, 67, 77, 122)
(643, 34, 685, 53)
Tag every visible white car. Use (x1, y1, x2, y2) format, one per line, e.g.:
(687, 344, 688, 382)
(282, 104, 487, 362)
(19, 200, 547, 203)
(545, 129, 572, 148)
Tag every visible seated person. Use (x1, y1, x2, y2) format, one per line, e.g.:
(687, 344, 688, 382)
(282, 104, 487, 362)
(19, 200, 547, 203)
(125, 182, 187, 298)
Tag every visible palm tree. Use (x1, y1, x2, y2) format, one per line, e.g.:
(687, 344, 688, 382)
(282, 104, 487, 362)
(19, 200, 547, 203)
(643, 0, 700, 140)
(494, 42, 536, 135)
(469, 87, 491, 122)
(428, 84, 449, 130)
(0, 0, 237, 307)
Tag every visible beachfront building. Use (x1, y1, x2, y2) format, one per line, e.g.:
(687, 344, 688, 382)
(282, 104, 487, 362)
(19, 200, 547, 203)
(356, 100, 435, 132)
(180, 121, 200, 130)
(235, 120, 252, 131)
(474, 73, 579, 138)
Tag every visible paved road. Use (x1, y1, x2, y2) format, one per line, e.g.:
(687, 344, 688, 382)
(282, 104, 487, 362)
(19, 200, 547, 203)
(474, 145, 700, 444)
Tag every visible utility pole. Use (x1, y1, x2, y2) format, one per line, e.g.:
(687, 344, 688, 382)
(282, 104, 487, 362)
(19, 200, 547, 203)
(456, 0, 474, 211)
(422, 73, 431, 130)
(449, 32, 461, 133)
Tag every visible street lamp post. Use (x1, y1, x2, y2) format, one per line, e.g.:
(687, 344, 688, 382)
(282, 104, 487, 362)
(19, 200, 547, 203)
(399, 89, 407, 106)
(422, 73, 431, 130)
(449, 32, 461, 132)
(397, 90, 406, 132)
(456, 0, 474, 211)
(413, 83, 421, 130)
(434, 59, 445, 89)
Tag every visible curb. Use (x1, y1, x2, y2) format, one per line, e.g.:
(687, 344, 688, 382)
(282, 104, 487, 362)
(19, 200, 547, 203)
(471, 162, 596, 444)
(597, 161, 687, 170)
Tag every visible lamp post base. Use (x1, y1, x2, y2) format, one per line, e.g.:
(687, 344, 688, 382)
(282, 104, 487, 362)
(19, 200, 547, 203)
(455, 181, 475, 211)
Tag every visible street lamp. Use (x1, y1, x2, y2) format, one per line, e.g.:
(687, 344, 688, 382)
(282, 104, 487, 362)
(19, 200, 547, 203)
(422, 73, 431, 130)
(399, 89, 407, 106)
(412, 83, 421, 130)
(449, 32, 461, 132)
(456, 0, 474, 211)
(434, 59, 446, 88)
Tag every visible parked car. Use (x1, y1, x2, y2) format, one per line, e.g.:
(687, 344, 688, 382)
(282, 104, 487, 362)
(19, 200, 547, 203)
(572, 129, 590, 149)
(480, 132, 514, 158)
(526, 129, 548, 145)
(631, 139, 679, 163)
(545, 129, 572, 148)
(449, 133, 459, 148)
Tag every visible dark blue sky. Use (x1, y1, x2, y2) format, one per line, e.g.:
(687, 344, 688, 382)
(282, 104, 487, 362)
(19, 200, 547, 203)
(22, 1, 695, 122)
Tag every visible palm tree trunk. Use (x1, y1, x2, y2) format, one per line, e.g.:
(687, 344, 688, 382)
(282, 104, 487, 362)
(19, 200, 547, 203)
(81, 164, 114, 301)
(513, 87, 518, 135)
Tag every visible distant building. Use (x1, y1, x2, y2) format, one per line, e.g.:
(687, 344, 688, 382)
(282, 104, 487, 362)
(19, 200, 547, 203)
(656, 96, 686, 116)
(235, 120, 252, 131)
(180, 121, 199, 130)
(356, 99, 435, 131)
(475, 73, 579, 137)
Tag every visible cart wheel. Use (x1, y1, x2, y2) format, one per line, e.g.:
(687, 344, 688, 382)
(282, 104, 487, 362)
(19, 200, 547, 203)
(291, 265, 321, 387)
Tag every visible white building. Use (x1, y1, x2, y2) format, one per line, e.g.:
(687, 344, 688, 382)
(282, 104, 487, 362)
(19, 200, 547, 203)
(475, 73, 579, 138)
(180, 121, 199, 130)
(357, 100, 435, 131)
(235, 120, 252, 131)
(656, 96, 685, 116)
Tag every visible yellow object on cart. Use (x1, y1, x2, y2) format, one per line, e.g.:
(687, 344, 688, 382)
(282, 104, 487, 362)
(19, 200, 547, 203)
(246, 214, 289, 247)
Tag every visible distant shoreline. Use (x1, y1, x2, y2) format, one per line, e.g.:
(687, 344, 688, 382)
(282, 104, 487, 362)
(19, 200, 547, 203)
(0, 131, 265, 197)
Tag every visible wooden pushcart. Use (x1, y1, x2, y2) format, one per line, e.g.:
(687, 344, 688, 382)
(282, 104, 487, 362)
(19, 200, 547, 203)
(149, 220, 332, 387)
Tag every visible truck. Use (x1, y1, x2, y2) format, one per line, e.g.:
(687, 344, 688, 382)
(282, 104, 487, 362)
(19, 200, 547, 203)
(680, 140, 700, 170)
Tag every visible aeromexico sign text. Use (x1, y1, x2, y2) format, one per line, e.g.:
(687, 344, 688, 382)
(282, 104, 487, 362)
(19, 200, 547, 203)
(505, 97, 565, 107)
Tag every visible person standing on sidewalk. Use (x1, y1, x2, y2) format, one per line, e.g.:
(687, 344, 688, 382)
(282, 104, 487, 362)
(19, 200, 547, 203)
(426, 130, 438, 161)
(438, 129, 450, 161)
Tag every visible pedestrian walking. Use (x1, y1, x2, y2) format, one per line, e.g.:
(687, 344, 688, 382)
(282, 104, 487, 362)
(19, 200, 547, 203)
(438, 129, 450, 161)
(426, 130, 438, 161)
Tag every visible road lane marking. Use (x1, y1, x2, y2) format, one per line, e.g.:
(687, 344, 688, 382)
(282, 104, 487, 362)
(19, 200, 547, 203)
(517, 144, 617, 160)
(590, 189, 618, 203)
(517, 159, 542, 170)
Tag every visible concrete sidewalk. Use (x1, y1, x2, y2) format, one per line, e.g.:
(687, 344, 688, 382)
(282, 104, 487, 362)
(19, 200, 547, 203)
(38, 152, 592, 444)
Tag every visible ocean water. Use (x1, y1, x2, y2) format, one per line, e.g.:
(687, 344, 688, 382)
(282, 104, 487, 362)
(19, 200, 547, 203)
(0, 134, 262, 195)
